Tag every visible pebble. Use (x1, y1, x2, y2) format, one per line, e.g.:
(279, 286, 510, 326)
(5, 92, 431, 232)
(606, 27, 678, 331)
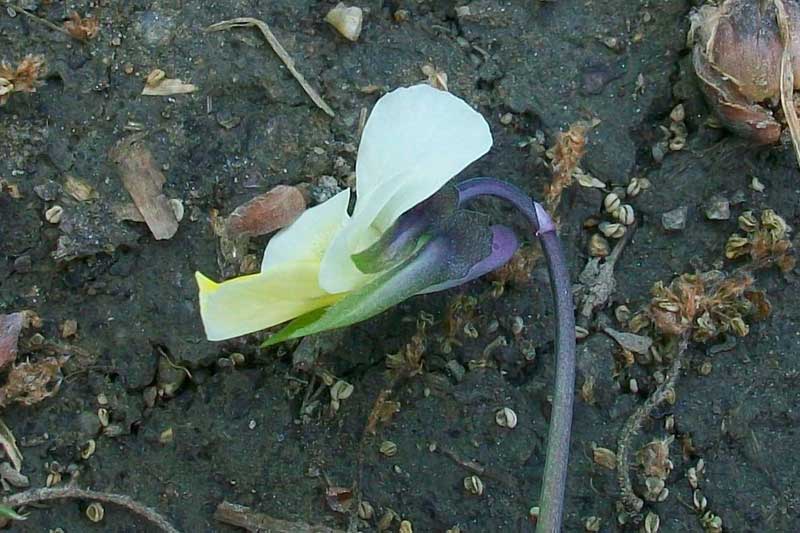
(661, 206, 688, 231)
(704, 194, 731, 220)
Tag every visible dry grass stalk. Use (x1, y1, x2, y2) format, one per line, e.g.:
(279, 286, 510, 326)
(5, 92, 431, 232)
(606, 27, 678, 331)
(545, 122, 588, 218)
(205, 18, 335, 117)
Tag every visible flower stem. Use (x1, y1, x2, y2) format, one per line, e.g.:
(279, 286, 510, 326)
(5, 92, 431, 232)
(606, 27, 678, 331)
(456, 178, 576, 533)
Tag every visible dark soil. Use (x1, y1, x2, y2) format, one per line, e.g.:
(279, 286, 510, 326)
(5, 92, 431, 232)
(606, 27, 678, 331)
(1, 1, 798, 532)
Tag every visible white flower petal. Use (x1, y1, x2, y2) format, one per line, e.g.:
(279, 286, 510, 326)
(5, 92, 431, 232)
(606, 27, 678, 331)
(319, 84, 492, 293)
(261, 188, 350, 273)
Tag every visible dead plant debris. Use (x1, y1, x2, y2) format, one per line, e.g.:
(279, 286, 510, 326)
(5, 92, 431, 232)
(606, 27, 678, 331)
(224, 185, 306, 239)
(63, 11, 100, 41)
(0, 356, 66, 407)
(0, 55, 44, 106)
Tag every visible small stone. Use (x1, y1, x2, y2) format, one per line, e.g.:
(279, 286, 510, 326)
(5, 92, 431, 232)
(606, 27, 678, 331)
(661, 206, 688, 231)
(704, 195, 731, 220)
(325, 3, 363, 42)
(60, 319, 78, 338)
(500, 112, 513, 125)
(34, 180, 62, 201)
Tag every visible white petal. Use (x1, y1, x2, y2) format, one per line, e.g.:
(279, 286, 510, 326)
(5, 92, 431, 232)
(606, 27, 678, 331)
(196, 265, 341, 341)
(319, 84, 492, 293)
(261, 188, 350, 273)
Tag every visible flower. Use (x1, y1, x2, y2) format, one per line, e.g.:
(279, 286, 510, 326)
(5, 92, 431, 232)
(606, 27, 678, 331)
(196, 84, 518, 342)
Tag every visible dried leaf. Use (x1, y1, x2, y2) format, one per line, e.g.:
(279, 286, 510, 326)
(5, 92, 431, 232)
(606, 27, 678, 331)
(592, 446, 618, 470)
(574, 168, 606, 188)
(224, 185, 306, 238)
(325, 487, 353, 513)
(110, 135, 179, 240)
(0, 313, 24, 370)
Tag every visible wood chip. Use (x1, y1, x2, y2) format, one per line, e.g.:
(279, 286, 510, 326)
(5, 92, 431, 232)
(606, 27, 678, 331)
(0, 419, 23, 472)
(109, 135, 179, 240)
(0, 312, 24, 371)
(0, 461, 28, 488)
(64, 175, 98, 202)
(205, 18, 335, 117)
(214, 501, 346, 533)
(142, 77, 198, 96)
(224, 185, 306, 238)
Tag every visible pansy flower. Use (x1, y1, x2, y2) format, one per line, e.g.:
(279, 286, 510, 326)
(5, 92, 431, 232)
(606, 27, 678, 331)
(196, 84, 518, 342)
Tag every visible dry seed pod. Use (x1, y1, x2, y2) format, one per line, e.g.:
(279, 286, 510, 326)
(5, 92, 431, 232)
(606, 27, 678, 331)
(86, 502, 104, 522)
(463, 475, 484, 495)
(45, 205, 63, 223)
(670, 104, 686, 123)
(644, 512, 660, 533)
(603, 192, 621, 213)
(330, 380, 354, 401)
(379, 440, 398, 457)
(589, 233, 610, 257)
(614, 204, 635, 225)
(591, 446, 617, 470)
(693, 489, 708, 511)
(399, 520, 413, 533)
(80, 439, 96, 460)
(599, 221, 626, 239)
(357, 500, 374, 520)
(325, 3, 363, 42)
(97, 408, 110, 427)
(584, 516, 602, 532)
(495, 407, 518, 429)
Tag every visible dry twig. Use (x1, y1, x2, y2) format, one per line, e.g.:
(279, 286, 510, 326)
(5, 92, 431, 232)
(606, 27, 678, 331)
(616, 342, 684, 517)
(205, 18, 335, 117)
(3, 486, 180, 533)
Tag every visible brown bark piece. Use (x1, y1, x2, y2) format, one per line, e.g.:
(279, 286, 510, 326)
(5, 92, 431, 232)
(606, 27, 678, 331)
(110, 135, 179, 240)
(224, 185, 306, 238)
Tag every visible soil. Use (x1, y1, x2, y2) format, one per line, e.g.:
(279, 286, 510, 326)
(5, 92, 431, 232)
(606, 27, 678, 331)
(1, 1, 799, 532)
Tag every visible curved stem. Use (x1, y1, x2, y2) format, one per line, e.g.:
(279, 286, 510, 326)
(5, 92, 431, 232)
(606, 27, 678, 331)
(457, 178, 576, 533)
(3, 486, 181, 533)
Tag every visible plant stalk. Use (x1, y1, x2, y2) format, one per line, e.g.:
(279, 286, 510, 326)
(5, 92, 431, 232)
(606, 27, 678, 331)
(456, 178, 576, 533)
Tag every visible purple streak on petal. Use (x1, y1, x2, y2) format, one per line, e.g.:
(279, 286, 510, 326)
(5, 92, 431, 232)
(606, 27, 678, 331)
(418, 225, 519, 294)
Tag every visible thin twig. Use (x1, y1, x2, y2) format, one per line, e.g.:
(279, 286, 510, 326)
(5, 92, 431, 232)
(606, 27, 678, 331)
(616, 338, 686, 517)
(3, 486, 181, 533)
(2, 1, 72, 37)
(205, 18, 335, 117)
(215, 501, 345, 533)
(437, 445, 517, 488)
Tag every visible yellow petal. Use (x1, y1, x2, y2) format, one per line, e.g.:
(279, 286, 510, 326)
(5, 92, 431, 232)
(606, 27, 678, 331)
(196, 264, 342, 341)
(261, 188, 350, 272)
